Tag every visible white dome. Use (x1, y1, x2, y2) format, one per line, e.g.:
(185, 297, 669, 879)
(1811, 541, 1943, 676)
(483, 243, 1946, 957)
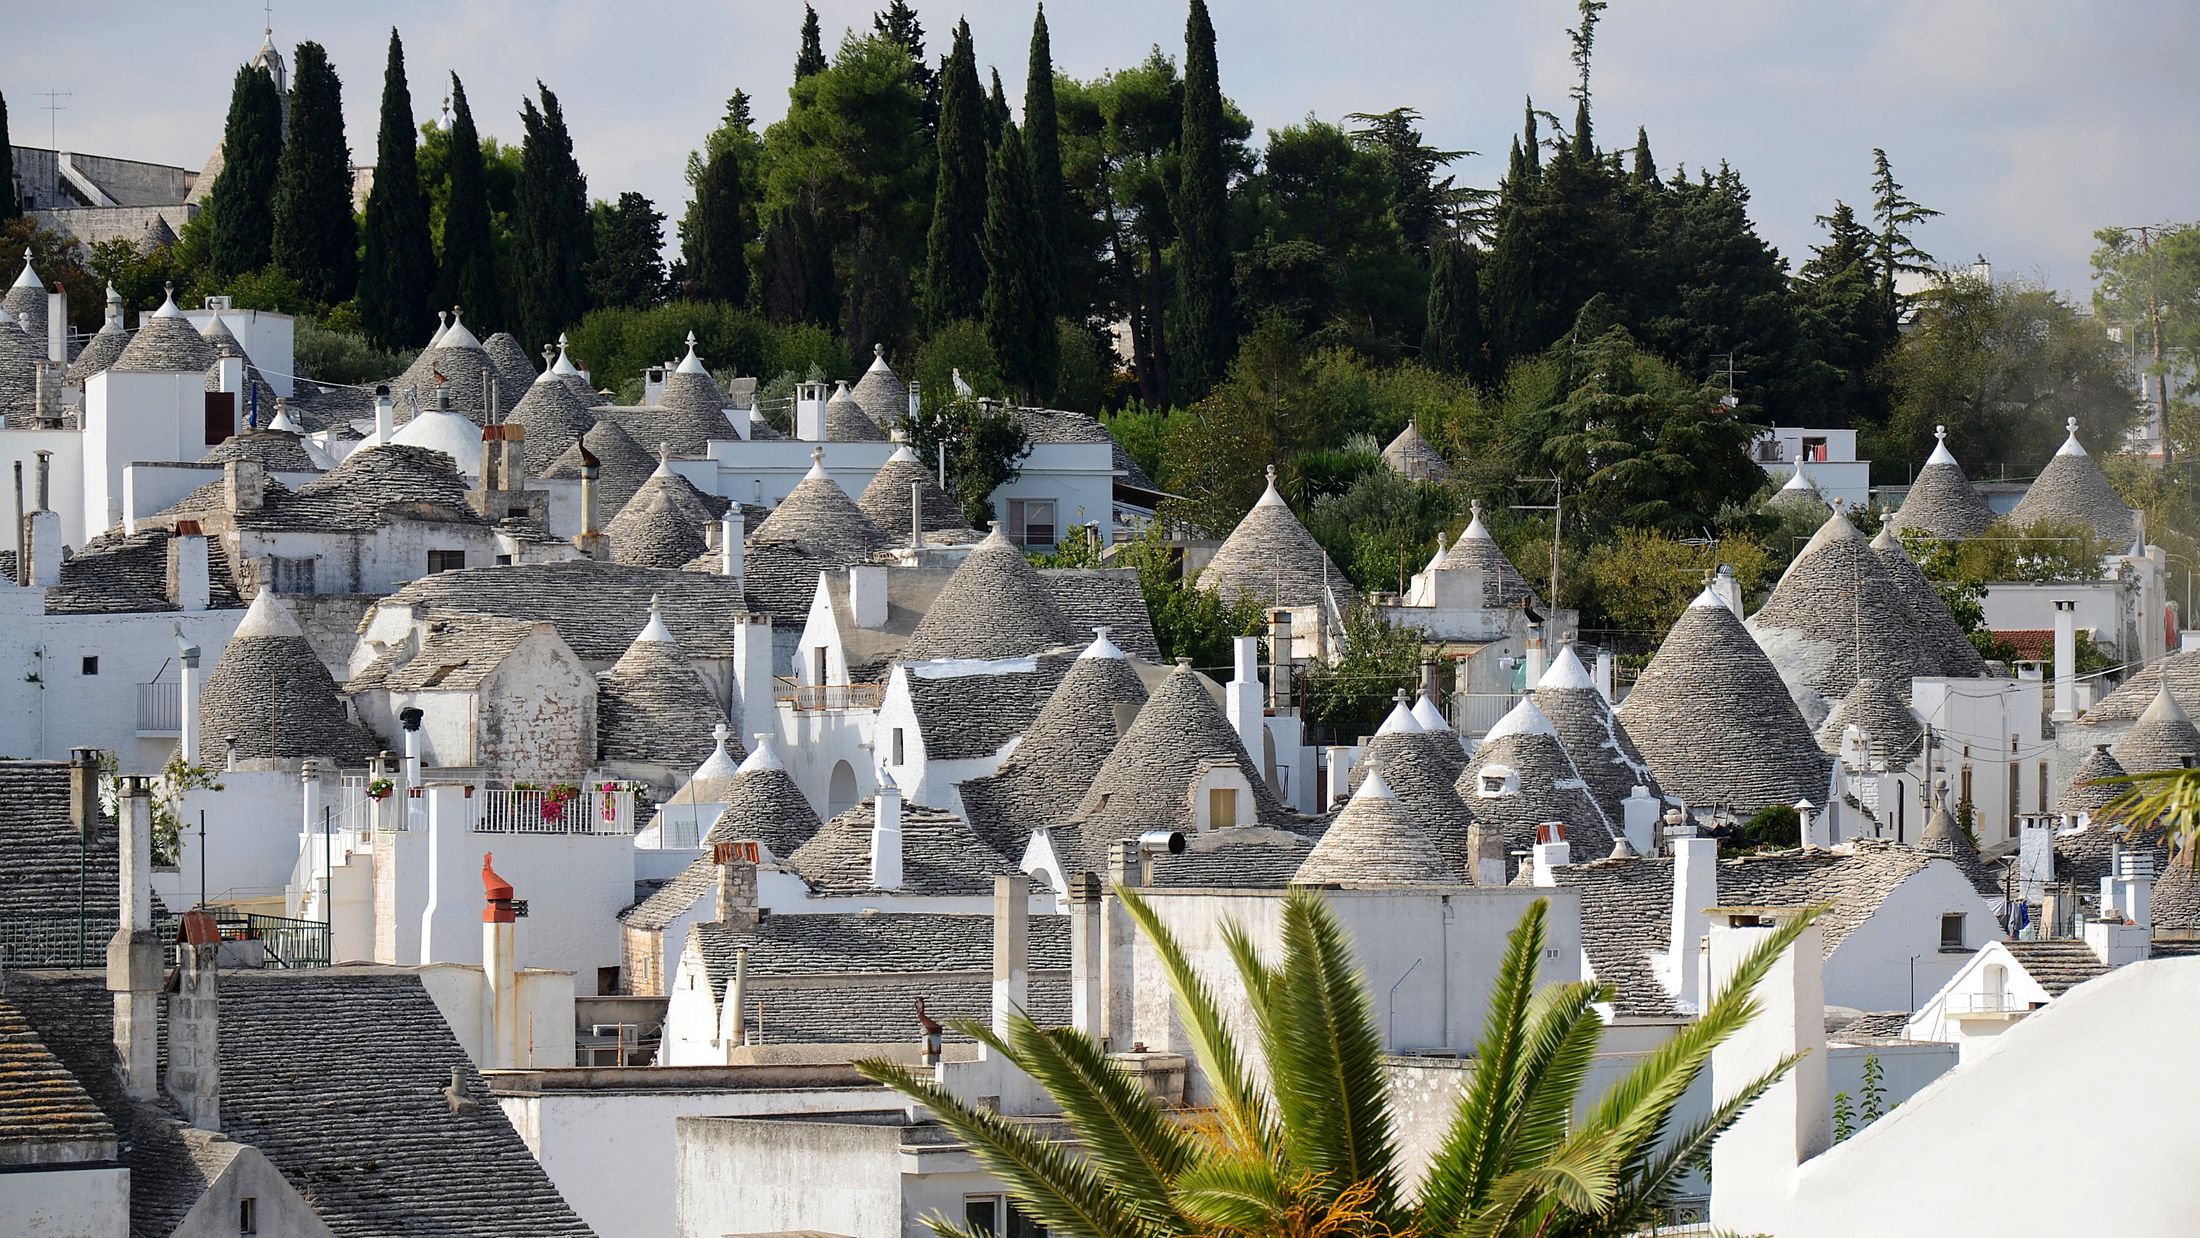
(390, 408, 484, 476)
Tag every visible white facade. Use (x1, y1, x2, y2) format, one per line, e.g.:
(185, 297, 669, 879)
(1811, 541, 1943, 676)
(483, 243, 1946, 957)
(1908, 675, 2051, 851)
(0, 1166, 129, 1237)
(1753, 426, 1871, 509)
(182, 303, 294, 397)
(0, 587, 243, 767)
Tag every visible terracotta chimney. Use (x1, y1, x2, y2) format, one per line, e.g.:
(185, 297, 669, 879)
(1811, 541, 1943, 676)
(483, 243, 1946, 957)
(482, 853, 523, 1067)
(166, 911, 222, 1129)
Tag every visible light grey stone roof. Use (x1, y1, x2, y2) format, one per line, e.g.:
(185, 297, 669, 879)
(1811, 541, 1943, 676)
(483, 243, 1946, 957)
(2008, 426, 2137, 547)
(1196, 469, 1355, 610)
(0, 993, 115, 1156)
(1063, 664, 1292, 873)
(1381, 421, 1452, 481)
(65, 319, 128, 386)
(241, 443, 482, 533)
(858, 449, 968, 537)
(3, 271, 46, 339)
(1346, 726, 1475, 873)
(1042, 571, 1161, 663)
(507, 376, 600, 475)
(543, 419, 659, 521)
(788, 796, 1022, 897)
(2111, 684, 2200, 774)
(904, 656, 1072, 762)
(751, 453, 888, 563)
(1869, 527, 1989, 678)
(1533, 649, 1667, 825)
(823, 383, 886, 442)
(481, 332, 537, 391)
(1294, 767, 1453, 885)
(595, 605, 730, 768)
(200, 428, 321, 473)
(381, 562, 755, 662)
(1147, 826, 1318, 888)
(901, 528, 1079, 662)
(346, 615, 540, 693)
(1748, 510, 1945, 722)
(1458, 700, 1615, 856)
(45, 524, 246, 615)
(1816, 677, 1922, 764)
(1440, 503, 1540, 608)
(608, 463, 720, 569)
(648, 368, 739, 454)
(2057, 745, 2128, 815)
(1918, 805, 1997, 897)
(1885, 445, 1996, 540)
(139, 213, 179, 253)
(2067, 649, 2200, 731)
(113, 308, 214, 374)
(2048, 821, 2168, 901)
(0, 316, 39, 425)
(197, 592, 378, 765)
(1616, 589, 1831, 817)
(956, 637, 1151, 858)
(1015, 405, 1156, 489)
(387, 331, 517, 426)
(851, 346, 907, 429)
(2002, 939, 2109, 997)
(0, 762, 132, 952)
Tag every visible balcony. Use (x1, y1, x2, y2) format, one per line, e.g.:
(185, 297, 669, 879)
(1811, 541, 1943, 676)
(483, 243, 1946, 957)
(475, 786, 636, 836)
(137, 682, 181, 736)
(778, 682, 884, 712)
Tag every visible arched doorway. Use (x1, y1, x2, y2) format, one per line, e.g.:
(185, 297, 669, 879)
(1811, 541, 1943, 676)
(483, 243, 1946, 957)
(827, 760, 859, 819)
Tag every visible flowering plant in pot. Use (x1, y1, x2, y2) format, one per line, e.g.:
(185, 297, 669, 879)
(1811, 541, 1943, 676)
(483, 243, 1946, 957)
(365, 778, 394, 801)
(541, 782, 582, 822)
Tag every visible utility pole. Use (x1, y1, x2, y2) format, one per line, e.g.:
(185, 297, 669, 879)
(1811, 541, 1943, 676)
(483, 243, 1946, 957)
(36, 91, 70, 205)
(1511, 477, 1564, 609)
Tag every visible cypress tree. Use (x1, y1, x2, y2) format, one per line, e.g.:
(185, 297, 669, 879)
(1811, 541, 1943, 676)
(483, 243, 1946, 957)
(982, 123, 1053, 402)
(272, 42, 357, 304)
(516, 81, 594, 350)
(587, 192, 667, 309)
(1423, 239, 1485, 381)
(984, 69, 1009, 150)
(683, 146, 750, 306)
(207, 62, 284, 280)
(795, 6, 828, 81)
(1023, 4, 1067, 313)
(1629, 126, 1657, 186)
(763, 205, 837, 329)
(359, 28, 436, 351)
(1, 93, 22, 223)
(437, 76, 501, 329)
(842, 222, 913, 362)
(1173, 0, 1233, 401)
(923, 20, 988, 329)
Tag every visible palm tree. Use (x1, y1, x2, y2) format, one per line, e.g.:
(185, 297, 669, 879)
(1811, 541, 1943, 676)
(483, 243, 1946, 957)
(859, 888, 1819, 1237)
(2100, 766, 2200, 865)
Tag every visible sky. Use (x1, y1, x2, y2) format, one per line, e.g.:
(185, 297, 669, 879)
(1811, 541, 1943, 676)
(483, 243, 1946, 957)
(6, 0, 2196, 296)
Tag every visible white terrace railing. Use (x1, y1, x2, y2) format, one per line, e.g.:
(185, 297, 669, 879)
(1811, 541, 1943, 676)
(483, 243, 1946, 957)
(475, 786, 636, 836)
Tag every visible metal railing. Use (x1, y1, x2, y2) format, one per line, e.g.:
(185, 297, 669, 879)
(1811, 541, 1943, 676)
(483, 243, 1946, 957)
(244, 913, 329, 969)
(136, 682, 181, 735)
(777, 682, 884, 711)
(475, 787, 635, 836)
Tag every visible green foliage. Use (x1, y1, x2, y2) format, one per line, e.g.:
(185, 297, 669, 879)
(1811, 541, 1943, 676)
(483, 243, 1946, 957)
(913, 317, 1003, 405)
(1172, 0, 1234, 401)
(152, 755, 226, 871)
(4, 219, 101, 333)
(359, 28, 437, 351)
(1024, 6, 1068, 315)
(872, 2, 938, 132)
(1346, 106, 1478, 255)
(682, 145, 751, 307)
(1576, 527, 1778, 639)
(1870, 148, 1940, 331)
(517, 82, 596, 348)
(765, 31, 930, 297)
(923, 20, 988, 330)
(295, 317, 414, 386)
(1300, 605, 1427, 731)
(1740, 803, 1802, 851)
(218, 265, 306, 315)
(0, 93, 16, 223)
(1832, 1090, 1855, 1143)
(861, 891, 1820, 1238)
(901, 393, 1032, 528)
(1306, 469, 1461, 595)
(271, 42, 358, 306)
(207, 62, 283, 280)
(1043, 520, 1264, 668)
(1423, 238, 1487, 379)
(2098, 766, 2200, 866)
(1860, 1053, 1887, 1123)
(840, 223, 913, 362)
(1099, 399, 1181, 484)
(982, 124, 1056, 402)
(1794, 201, 1894, 427)
(563, 301, 844, 397)
(794, 5, 827, 80)
(587, 192, 668, 310)
(1051, 320, 1109, 414)
(436, 76, 503, 331)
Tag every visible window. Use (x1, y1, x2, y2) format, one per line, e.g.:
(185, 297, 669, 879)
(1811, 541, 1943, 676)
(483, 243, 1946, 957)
(203, 392, 235, 446)
(891, 727, 905, 765)
(1008, 498, 1057, 548)
(80, 655, 98, 675)
(1802, 436, 1828, 462)
(812, 645, 829, 687)
(238, 1197, 257, 1234)
(966, 1197, 1046, 1238)
(426, 549, 467, 575)
(1208, 786, 1238, 827)
(1940, 913, 1966, 951)
(269, 556, 316, 594)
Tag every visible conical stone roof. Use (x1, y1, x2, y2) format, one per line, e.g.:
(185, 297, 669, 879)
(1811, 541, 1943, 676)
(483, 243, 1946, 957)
(1816, 677, 1922, 765)
(201, 428, 322, 474)
(1439, 500, 1539, 608)
(857, 444, 967, 537)
(2112, 684, 2200, 774)
(596, 599, 730, 770)
(639, 335, 738, 454)
(2057, 745, 2128, 816)
(1295, 766, 1453, 885)
(548, 334, 607, 406)
(1196, 466, 1355, 611)
(481, 332, 537, 391)
(138, 214, 179, 254)
(545, 420, 658, 520)
(1918, 804, 1997, 898)
(114, 290, 215, 374)
(1347, 721, 1476, 872)
(1381, 421, 1452, 481)
(1615, 586, 1831, 817)
(1458, 698, 1614, 855)
(387, 314, 515, 426)
(608, 480, 713, 569)
(2008, 420, 2138, 547)
(956, 628, 1151, 858)
(705, 737, 824, 859)
(822, 381, 885, 442)
(507, 373, 599, 475)
(1869, 527, 1988, 678)
(66, 314, 129, 387)
(751, 449, 887, 561)
(1763, 463, 1830, 516)
(901, 526, 1078, 661)
(1885, 429, 1996, 540)
(850, 345, 907, 430)
(0, 308, 44, 421)
(1747, 509, 1940, 725)
(197, 591, 376, 766)
(1532, 646, 1666, 825)
(4, 251, 45, 337)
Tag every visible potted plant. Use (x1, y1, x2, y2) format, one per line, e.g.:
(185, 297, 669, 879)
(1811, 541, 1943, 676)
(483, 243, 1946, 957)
(541, 782, 581, 822)
(365, 778, 394, 802)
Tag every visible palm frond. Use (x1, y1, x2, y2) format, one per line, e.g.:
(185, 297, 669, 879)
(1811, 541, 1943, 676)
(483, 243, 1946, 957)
(855, 1056, 1151, 1238)
(1452, 1135, 1622, 1238)
(1582, 1052, 1805, 1237)
(1116, 885, 1273, 1152)
(1168, 1152, 1295, 1236)
(1416, 896, 1550, 1221)
(2096, 767, 2200, 862)
(1498, 980, 1609, 1175)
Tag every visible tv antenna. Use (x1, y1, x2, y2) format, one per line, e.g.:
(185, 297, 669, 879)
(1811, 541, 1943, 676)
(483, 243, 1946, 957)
(35, 91, 70, 202)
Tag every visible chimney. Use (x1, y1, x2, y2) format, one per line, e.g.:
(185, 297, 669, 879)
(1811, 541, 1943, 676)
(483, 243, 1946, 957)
(177, 627, 203, 763)
(728, 946, 750, 1048)
(10, 461, 24, 586)
(1594, 649, 1616, 703)
(1668, 835, 1719, 1013)
(1267, 608, 1295, 712)
(2016, 812, 2053, 903)
(166, 911, 222, 1129)
(1466, 819, 1508, 886)
(848, 563, 888, 629)
(733, 620, 775, 738)
(910, 482, 922, 550)
(223, 459, 267, 514)
(482, 853, 523, 1068)
(1067, 872, 1104, 1039)
(2087, 845, 2155, 966)
(46, 283, 67, 365)
(1711, 564, 1743, 616)
(372, 384, 394, 445)
(217, 353, 245, 397)
(1523, 624, 1548, 687)
(794, 380, 827, 441)
(1529, 821, 1570, 887)
(573, 433, 607, 560)
(907, 378, 921, 425)
(992, 873, 1029, 1039)
(712, 840, 760, 928)
(1226, 634, 1265, 767)
(479, 425, 502, 493)
(719, 507, 743, 582)
(26, 450, 58, 586)
(1797, 798, 1830, 849)
(1707, 908, 1829, 1235)
(871, 774, 904, 890)
(109, 776, 161, 1101)
(168, 521, 211, 612)
(1622, 785, 1659, 855)
(503, 423, 527, 491)
(2051, 599, 2078, 722)
(399, 708, 425, 787)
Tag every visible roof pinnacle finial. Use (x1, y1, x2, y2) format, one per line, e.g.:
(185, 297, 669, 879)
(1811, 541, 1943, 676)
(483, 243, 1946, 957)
(2067, 416, 2079, 435)
(811, 447, 824, 465)
(874, 342, 885, 358)
(1471, 498, 1483, 519)
(1265, 463, 1277, 487)
(686, 330, 697, 348)
(659, 441, 671, 467)
(650, 593, 662, 615)
(1934, 423, 1947, 443)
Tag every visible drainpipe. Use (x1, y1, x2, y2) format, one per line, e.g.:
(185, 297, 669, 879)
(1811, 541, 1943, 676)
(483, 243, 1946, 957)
(911, 482, 922, 550)
(177, 629, 201, 765)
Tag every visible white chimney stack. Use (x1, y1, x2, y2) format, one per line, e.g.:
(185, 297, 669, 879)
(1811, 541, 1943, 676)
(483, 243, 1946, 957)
(1668, 835, 1719, 1013)
(992, 874, 1029, 1040)
(217, 354, 245, 398)
(1707, 908, 1830, 1235)
(483, 853, 524, 1067)
(2051, 599, 2078, 722)
(870, 773, 904, 890)
(720, 507, 744, 582)
(1226, 634, 1265, 773)
(110, 776, 161, 1101)
(373, 385, 394, 446)
(1530, 822, 1570, 886)
(1594, 649, 1615, 703)
(1622, 785, 1659, 855)
(177, 629, 202, 764)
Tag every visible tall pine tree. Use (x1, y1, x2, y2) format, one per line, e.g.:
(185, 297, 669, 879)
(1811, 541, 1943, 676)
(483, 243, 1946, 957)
(795, 6, 828, 81)
(842, 223, 913, 362)
(359, 28, 435, 351)
(923, 20, 988, 329)
(272, 42, 357, 304)
(1423, 239, 1486, 381)
(207, 62, 284, 280)
(873, 1, 937, 133)
(437, 76, 501, 329)
(982, 123, 1054, 402)
(516, 82, 594, 349)
(763, 205, 837, 328)
(587, 192, 667, 309)
(1173, 0, 1233, 402)
(1, 94, 21, 223)
(1869, 148, 1939, 337)
(1023, 4, 1067, 313)
(683, 146, 750, 305)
